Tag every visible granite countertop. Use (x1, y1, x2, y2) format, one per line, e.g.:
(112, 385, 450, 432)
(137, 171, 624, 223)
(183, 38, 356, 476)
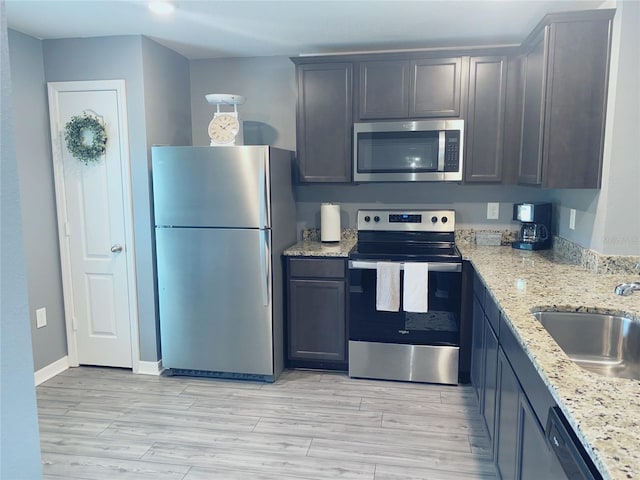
(458, 243, 640, 480)
(283, 238, 357, 258)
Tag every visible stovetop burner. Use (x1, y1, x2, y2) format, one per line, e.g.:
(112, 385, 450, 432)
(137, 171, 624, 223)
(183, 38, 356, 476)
(350, 209, 461, 263)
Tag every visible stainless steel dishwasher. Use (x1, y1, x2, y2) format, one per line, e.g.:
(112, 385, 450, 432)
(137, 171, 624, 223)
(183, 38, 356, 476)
(546, 407, 603, 480)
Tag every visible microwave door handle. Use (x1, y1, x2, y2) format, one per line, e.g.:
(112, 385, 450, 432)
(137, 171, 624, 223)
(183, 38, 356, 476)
(438, 130, 446, 172)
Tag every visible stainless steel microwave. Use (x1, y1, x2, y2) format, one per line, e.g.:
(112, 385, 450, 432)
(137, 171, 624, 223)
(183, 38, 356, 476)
(353, 119, 464, 182)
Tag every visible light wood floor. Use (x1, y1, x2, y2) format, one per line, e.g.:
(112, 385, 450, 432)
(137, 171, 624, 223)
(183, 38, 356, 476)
(37, 367, 497, 479)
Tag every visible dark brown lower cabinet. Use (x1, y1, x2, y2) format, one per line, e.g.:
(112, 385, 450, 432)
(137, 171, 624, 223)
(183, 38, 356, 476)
(495, 347, 552, 480)
(495, 348, 521, 480)
(470, 266, 565, 480)
(518, 394, 552, 480)
(286, 257, 347, 370)
(470, 295, 485, 403)
(470, 272, 498, 448)
(482, 322, 499, 447)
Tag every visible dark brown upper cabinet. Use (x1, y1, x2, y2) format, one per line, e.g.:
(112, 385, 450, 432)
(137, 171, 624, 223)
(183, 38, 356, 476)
(290, 9, 613, 186)
(358, 57, 463, 120)
(464, 56, 508, 183)
(358, 60, 410, 119)
(410, 57, 463, 117)
(293, 61, 353, 183)
(518, 10, 614, 188)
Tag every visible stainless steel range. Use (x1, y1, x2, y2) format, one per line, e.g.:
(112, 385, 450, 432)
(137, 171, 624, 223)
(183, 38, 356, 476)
(348, 209, 462, 385)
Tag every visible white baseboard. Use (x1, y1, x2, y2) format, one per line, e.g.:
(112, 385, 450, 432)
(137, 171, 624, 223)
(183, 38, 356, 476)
(136, 360, 163, 375)
(34, 356, 69, 386)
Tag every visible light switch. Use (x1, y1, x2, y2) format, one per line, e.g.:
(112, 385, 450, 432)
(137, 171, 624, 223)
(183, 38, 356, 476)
(487, 203, 500, 220)
(569, 209, 576, 230)
(36, 307, 47, 328)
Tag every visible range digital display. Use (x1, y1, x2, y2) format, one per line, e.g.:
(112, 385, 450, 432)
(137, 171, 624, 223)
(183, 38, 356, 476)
(389, 214, 422, 223)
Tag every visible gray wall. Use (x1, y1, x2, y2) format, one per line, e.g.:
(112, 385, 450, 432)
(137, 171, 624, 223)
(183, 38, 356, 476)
(7, 31, 191, 370)
(8, 29, 67, 370)
(142, 37, 192, 148)
(40, 35, 192, 363)
(1, 2, 43, 476)
(550, 0, 639, 255)
(41, 35, 159, 361)
(141, 36, 192, 359)
(597, 0, 640, 255)
(295, 183, 551, 235)
(190, 56, 296, 148)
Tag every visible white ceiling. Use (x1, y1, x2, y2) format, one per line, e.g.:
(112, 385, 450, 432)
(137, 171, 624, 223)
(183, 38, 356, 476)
(6, 0, 605, 60)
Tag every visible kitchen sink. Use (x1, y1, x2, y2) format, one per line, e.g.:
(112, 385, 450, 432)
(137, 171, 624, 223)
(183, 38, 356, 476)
(532, 311, 640, 380)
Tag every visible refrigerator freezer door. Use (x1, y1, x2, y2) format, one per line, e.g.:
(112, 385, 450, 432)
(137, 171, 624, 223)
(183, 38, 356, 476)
(156, 227, 273, 376)
(152, 146, 270, 229)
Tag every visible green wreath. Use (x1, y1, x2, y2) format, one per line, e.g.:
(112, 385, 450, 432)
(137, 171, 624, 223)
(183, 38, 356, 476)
(64, 114, 107, 164)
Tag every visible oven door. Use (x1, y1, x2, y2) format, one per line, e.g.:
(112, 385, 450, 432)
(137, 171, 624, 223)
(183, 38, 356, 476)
(348, 260, 462, 346)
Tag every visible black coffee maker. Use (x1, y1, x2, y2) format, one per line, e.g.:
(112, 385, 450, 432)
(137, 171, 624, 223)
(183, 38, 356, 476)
(512, 202, 552, 250)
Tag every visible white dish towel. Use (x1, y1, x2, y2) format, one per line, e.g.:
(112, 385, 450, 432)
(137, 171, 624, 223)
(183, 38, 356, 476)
(376, 262, 400, 312)
(403, 262, 429, 312)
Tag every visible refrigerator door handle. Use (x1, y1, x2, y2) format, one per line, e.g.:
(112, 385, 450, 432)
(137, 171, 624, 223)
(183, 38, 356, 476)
(260, 230, 271, 307)
(259, 154, 270, 229)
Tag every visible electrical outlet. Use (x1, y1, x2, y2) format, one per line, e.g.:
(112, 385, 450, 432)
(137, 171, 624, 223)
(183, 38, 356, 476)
(36, 307, 47, 328)
(569, 209, 576, 230)
(487, 202, 500, 220)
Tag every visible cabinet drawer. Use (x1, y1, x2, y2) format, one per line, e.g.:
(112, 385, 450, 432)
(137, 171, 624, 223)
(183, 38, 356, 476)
(289, 257, 346, 279)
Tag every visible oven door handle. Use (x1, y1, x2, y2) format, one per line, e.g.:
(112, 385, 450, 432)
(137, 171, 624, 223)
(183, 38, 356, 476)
(348, 260, 461, 273)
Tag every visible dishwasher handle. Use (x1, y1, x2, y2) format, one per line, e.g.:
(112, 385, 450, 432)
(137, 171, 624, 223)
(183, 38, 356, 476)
(546, 407, 600, 480)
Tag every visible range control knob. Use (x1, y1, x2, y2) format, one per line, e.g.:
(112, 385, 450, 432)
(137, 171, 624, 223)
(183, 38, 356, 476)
(441, 216, 448, 223)
(374, 216, 381, 222)
(431, 216, 438, 223)
(364, 215, 371, 222)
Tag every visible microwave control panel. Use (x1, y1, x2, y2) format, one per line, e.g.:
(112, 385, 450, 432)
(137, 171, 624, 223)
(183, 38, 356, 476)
(444, 131, 460, 172)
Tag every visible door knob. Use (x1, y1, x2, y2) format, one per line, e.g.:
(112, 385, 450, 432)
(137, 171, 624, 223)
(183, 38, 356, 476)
(111, 244, 123, 253)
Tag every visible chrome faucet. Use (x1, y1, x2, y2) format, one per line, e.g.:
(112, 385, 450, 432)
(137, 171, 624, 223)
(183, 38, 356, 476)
(614, 282, 640, 296)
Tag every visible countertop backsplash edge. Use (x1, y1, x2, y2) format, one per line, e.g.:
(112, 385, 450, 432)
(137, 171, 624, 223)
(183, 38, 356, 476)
(287, 229, 639, 275)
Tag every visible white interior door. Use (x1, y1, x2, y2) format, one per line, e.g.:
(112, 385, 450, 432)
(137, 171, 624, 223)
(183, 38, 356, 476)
(48, 81, 138, 369)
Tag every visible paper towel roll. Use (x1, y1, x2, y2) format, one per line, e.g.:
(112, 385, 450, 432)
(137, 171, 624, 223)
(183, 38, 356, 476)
(321, 203, 341, 242)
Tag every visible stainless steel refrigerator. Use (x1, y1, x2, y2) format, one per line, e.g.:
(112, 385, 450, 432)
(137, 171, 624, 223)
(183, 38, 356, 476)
(151, 146, 296, 381)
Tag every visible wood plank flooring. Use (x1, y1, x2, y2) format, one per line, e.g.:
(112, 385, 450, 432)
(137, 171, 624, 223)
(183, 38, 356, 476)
(37, 367, 497, 479)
